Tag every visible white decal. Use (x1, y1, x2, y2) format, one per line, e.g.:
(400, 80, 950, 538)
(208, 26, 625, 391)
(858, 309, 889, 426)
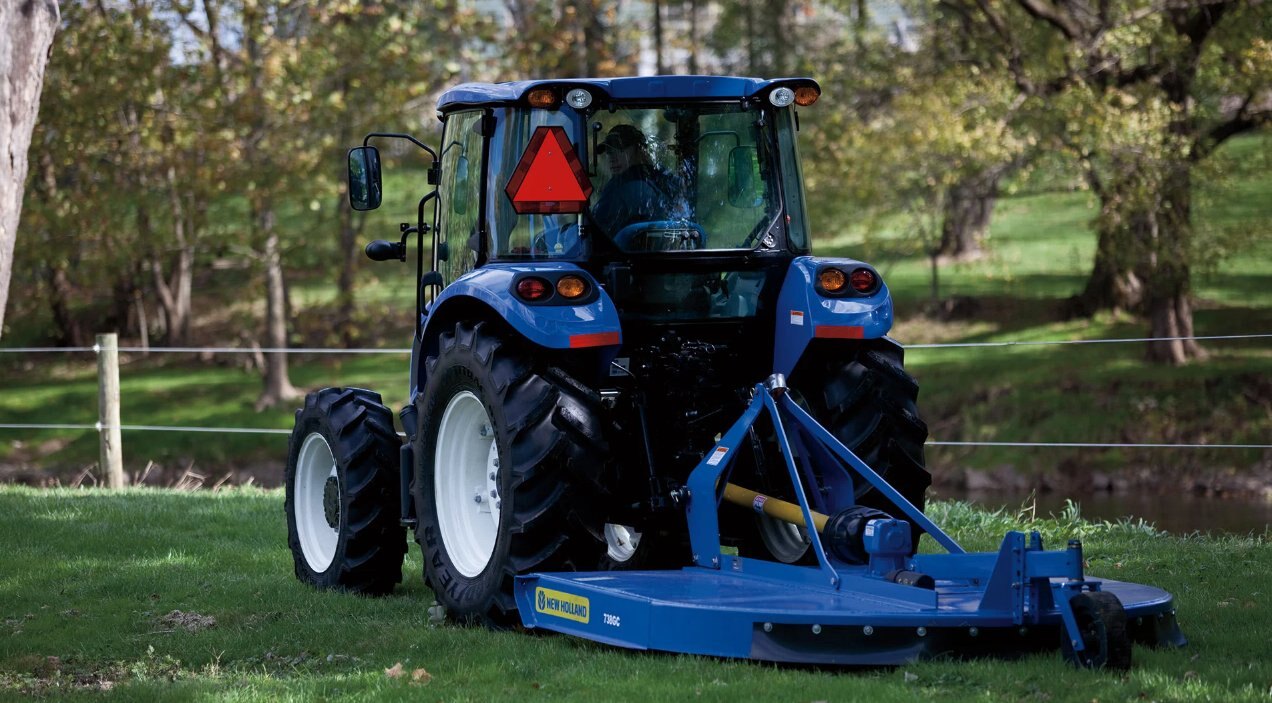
(706, 446, 729, 466)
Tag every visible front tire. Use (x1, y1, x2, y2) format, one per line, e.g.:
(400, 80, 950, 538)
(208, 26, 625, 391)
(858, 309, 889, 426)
(413, 322, 606, 624)
(285, 388, 405, 595)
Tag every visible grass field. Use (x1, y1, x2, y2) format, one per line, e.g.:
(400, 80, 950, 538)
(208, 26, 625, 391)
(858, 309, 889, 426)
(0, 135, 1268, 482)
(0, 487, 1267, 701)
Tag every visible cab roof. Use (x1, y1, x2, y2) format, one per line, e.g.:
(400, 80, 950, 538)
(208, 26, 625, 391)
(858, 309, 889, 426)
(436, 75, 819, 112)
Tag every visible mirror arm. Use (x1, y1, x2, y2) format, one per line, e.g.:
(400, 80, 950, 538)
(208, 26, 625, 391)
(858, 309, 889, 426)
(363, 132, 442, 185)
(363, 132, 438, 162)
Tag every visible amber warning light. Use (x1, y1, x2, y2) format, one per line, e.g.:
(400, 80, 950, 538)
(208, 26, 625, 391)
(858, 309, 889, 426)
(504, 126, 593, 215)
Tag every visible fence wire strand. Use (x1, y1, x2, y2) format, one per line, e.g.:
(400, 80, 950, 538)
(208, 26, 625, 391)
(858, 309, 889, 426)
(0, 333, 1269, 355)
(0, 424, 1264, 448)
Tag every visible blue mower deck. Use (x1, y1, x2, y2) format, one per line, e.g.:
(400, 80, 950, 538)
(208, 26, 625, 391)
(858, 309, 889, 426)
(515, 561, 1182, 665)
(515, 380, 1186, 665)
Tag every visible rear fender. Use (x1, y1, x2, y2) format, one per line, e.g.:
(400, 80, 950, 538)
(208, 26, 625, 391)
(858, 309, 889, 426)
(409, 263, 622, 400)
(773, 256, 894, 376)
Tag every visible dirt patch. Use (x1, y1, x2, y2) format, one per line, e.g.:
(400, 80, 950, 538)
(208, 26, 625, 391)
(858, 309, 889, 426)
(0, 460, 285, 489)
(158, 610, 216, 633)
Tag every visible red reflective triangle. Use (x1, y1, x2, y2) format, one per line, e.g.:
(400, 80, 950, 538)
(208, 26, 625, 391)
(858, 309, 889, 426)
(504, 126, 593, 214)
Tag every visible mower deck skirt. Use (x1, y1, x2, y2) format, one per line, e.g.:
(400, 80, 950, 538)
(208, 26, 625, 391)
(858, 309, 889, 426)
(514, 564, 1181, 665)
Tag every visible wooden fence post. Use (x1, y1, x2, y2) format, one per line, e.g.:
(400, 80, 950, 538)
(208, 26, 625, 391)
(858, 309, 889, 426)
(97, 333, 125, 488)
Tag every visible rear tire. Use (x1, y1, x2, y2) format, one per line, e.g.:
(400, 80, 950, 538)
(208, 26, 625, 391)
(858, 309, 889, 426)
(755, 345, 931, 561)
(413, 322, 606, 624)
(285, 388, 405, 595)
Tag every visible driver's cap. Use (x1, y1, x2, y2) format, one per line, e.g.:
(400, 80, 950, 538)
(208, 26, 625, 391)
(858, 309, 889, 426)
(597, 124, 646, 154)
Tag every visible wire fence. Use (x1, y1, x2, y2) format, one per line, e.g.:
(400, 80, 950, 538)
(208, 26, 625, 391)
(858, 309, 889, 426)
(1, 332, 1271, 355)
(1, 333, 1269, 450)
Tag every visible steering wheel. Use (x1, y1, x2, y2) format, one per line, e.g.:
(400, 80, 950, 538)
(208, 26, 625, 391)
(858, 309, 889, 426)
(531, 223, 585, 258)
(612, 220, 708, 252)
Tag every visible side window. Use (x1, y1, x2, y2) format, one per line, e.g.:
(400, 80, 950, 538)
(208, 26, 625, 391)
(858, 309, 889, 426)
(437, 111, 486, 284)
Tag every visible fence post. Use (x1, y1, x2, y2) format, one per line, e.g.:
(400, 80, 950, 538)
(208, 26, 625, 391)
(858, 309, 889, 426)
(96, 333, 125, 488)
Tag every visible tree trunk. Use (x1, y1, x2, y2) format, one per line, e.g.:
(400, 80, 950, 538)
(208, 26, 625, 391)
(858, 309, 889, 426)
(1070, 165, 1145, 316)
(687, 0, 699, 73)
(46, 262, 84, 347)
(0, 0, 60, 339)
(256, 201, 301, 410)
(1141, 170, 1203, 364)
(335, 181, 358, 347)
(150, 176, 194, 346)
(937, 167, 1002, 260)
(653, 0, 665, 74)
(335, 115, 358, 347)
(1071, 227, 1144, 315)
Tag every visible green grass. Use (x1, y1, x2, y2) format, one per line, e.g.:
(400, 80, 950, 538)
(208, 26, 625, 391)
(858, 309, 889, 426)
(0, 488, 1267, 701)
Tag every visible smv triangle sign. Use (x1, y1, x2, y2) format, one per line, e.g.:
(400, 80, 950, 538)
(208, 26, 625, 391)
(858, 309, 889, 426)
(504, 126, 593, 214)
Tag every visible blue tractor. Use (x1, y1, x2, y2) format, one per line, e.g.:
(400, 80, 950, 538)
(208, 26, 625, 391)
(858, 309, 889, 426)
(284, 77, 1183, 668)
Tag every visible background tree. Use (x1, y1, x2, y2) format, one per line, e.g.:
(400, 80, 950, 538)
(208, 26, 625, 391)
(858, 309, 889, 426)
(948, 0, 1272, 363)
(797, 2, 1031, 301)
(0, 0, 59, 339)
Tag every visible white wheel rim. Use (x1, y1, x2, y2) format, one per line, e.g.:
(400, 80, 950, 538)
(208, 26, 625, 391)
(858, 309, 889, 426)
(757, 514, 810, 564)
(604, 523, 642, 563)
(435, 391, 500, 578)
(296, 432, 339, 573)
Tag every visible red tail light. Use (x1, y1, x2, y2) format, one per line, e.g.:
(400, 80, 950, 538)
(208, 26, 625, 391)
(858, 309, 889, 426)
(516, 277, 552, 301)
(849, 268, 877, 293)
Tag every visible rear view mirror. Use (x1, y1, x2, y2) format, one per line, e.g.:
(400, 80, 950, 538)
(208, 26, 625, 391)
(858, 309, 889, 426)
(727, 146, 763, 208)
(348, 146, 382, 211)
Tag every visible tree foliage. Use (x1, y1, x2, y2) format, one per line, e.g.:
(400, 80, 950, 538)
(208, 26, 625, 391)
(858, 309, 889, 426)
(16, 0, 1270, 371)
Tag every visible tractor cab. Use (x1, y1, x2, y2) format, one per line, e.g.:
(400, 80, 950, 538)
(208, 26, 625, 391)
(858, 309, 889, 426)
(352, 77, 823, 347)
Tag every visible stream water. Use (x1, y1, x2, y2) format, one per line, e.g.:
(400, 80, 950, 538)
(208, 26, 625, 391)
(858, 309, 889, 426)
(941, 490, 1272, 535)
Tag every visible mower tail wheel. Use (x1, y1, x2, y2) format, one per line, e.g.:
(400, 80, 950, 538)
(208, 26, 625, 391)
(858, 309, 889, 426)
(285, 388, 405, 595)
(1062, 591, 1133, 670)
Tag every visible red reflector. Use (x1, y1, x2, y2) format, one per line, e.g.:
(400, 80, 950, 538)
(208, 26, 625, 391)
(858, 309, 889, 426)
(814, 326, 864, 339)
(569, 331, 620, 348)
(516, 277, 551, 301)
(849, 268, 877, 293)
(504, 126, 593, 215)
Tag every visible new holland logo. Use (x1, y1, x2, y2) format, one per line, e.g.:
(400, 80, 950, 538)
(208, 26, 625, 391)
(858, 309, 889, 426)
(535, 587, 590, 624)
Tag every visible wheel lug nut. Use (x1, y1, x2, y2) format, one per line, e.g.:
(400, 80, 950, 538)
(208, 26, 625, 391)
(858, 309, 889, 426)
(474, 495, 483, 504)
(489, 472, 496, 481)
(490, 489, 498, 498)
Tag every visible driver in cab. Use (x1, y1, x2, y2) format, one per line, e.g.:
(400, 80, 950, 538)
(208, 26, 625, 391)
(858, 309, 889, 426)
(591, 125, 672, 237)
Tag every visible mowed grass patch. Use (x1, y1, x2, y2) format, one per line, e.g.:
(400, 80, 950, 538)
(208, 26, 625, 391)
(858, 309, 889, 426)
(0, 487, 1268, 701)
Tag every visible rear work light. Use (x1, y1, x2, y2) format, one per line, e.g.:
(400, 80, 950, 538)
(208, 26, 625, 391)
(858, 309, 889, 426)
(769, 87, 795, 107)
(516, 277, 552, 301)
(556, 275, 589, 299)
(850, 268, 878, 293)
(565, 88, 592, 109)
(527, 88, 559, 109)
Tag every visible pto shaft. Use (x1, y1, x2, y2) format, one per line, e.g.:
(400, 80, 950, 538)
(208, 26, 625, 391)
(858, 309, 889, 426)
(722, 483, 829, 532)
